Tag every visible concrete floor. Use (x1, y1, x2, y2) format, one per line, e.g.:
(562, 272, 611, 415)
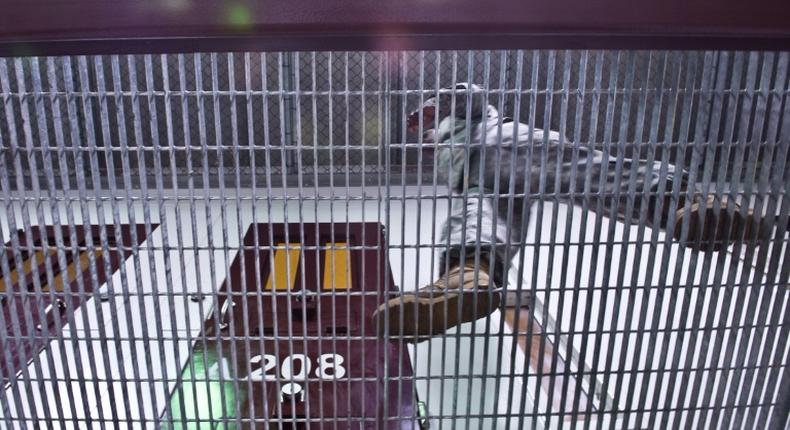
(1, 188, 787, 429)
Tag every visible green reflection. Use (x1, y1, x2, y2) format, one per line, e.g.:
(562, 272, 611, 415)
(166, 349, 245, 429)
(225, 3, 253, 30)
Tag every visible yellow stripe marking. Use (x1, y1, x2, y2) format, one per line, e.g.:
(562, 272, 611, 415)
(0, 249, 104, 293)
(265, 243, 301, 291)
(323, 243, 351, 291)
(0, 250, 55, 292)
(47, 250, 101, 292)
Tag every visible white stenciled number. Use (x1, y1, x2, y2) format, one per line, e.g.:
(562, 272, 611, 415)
(281, 353, 311, 381)
(247, 353, 346, 380)
(246, 354, 277, 381)
(315, 353, 346, 379)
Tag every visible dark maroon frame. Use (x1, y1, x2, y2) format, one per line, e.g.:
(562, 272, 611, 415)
(1, 0, 789, 57)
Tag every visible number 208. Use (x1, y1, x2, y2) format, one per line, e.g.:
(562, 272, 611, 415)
(245, 353, 347, 381)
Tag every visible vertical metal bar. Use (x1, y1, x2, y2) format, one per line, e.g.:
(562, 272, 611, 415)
(754, 54, 790, 430)
(95, 54, 146, 425)
(529, 49, 557, 430)
(75, 54, 126, 429)
(209, 52, 245, 430)
(738, 51, 790, 430)
(448, 51, 475, 428)
(542, 50, 575, 428)
(43, 55, 95, 429)
(324, 50, 340, 430)
(226, 51, 258, 426)
(554, 49, 590, 423)
(306, 49, 324, 428)
(407, 50, 425, 428)
(0, 134, 37, 428)
(374, 50, 386, 430)
(644, 51, 713, 429)
(691, 51, 747, 429)
(138, 51, 191, 423)
(477, 49, 510, 428)
(589, 50, 639, 423)
(577, 50, 623, 429)
(194, 52, 231, 428)
(598, 51, 654, 425)
(629, 51, 707, 430)
(723, 51, 784, 430)
(160, 52, 202, 429)
(241, 51, 274, 427)
(424, 48, 443, 428)
(704, 51, 773, 428)
(309, 50, 327, 430)
(59, 54, 111, 430)
(140, 53, 190, 428)
(259, 51, 287, 430)
(766, 285, 790, 429)
(0, 108, 20, 428)
(381, 49, 392, 430)
(342, 51, 354, 428)
(275, 50, 301, 428)
(659, 49, 722, 429)
(511, 50, 540, 430)
(289, 50, 315, 428)
(103, 53, 146, 425)
(0, 57, 50, 427)
(674, 50, 743, 429)
(464, 49, 492, 429)
(397, 50, 409, 429)
(26, 56, 78, 428)
(706, 53, 759, 428)
(113, 54, 163, 427)
(359, 50, 369, 429)
(282, 52, 297, 172)
(568, 50, 604, 427)
(496, 48, 525, 428)
(177, 53, 218, 429)
(620, 51, 672, 429)
(437, 50, 460, 430)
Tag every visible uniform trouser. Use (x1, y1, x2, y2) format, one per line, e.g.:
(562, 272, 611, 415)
(438, 142, 687, 289)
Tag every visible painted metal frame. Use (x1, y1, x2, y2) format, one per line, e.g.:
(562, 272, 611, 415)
(1, 0, 790, 56)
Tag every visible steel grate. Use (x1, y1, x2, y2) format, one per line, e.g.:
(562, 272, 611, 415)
(0, 50, 788, 429)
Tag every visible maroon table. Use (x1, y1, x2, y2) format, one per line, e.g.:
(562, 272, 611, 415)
(167, 222, 417, 429)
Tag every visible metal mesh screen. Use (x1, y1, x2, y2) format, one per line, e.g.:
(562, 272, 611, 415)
(0, 50, 788, 429)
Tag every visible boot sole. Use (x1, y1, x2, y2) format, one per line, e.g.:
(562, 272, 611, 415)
(674, 201, 765, 251)
(372, 288, 501, 342)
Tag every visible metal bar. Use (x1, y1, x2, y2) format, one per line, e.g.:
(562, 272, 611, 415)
(511, 49, 541, 430)
(706, 51, 765, 429)
(738, 51, 789, 430)
(20, 56, 71, 428)
(0, 57, 48, 427)
(492, 49, 525, 426)
(110, 54, 158, 426)
(542, 49, 575, 427)
(721, 51, 783, 430)
(160, 52, 202, 429)
(176, 52, 218, 428)
(633, 51, 699, 430)
(259, 51, 288, 430)
(194, 51, 230, 427)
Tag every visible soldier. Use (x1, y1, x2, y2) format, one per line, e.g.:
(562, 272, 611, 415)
(372, 83, 772, 342)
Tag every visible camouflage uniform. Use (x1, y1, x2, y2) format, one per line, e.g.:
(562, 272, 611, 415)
(434, 95, 685, 289)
